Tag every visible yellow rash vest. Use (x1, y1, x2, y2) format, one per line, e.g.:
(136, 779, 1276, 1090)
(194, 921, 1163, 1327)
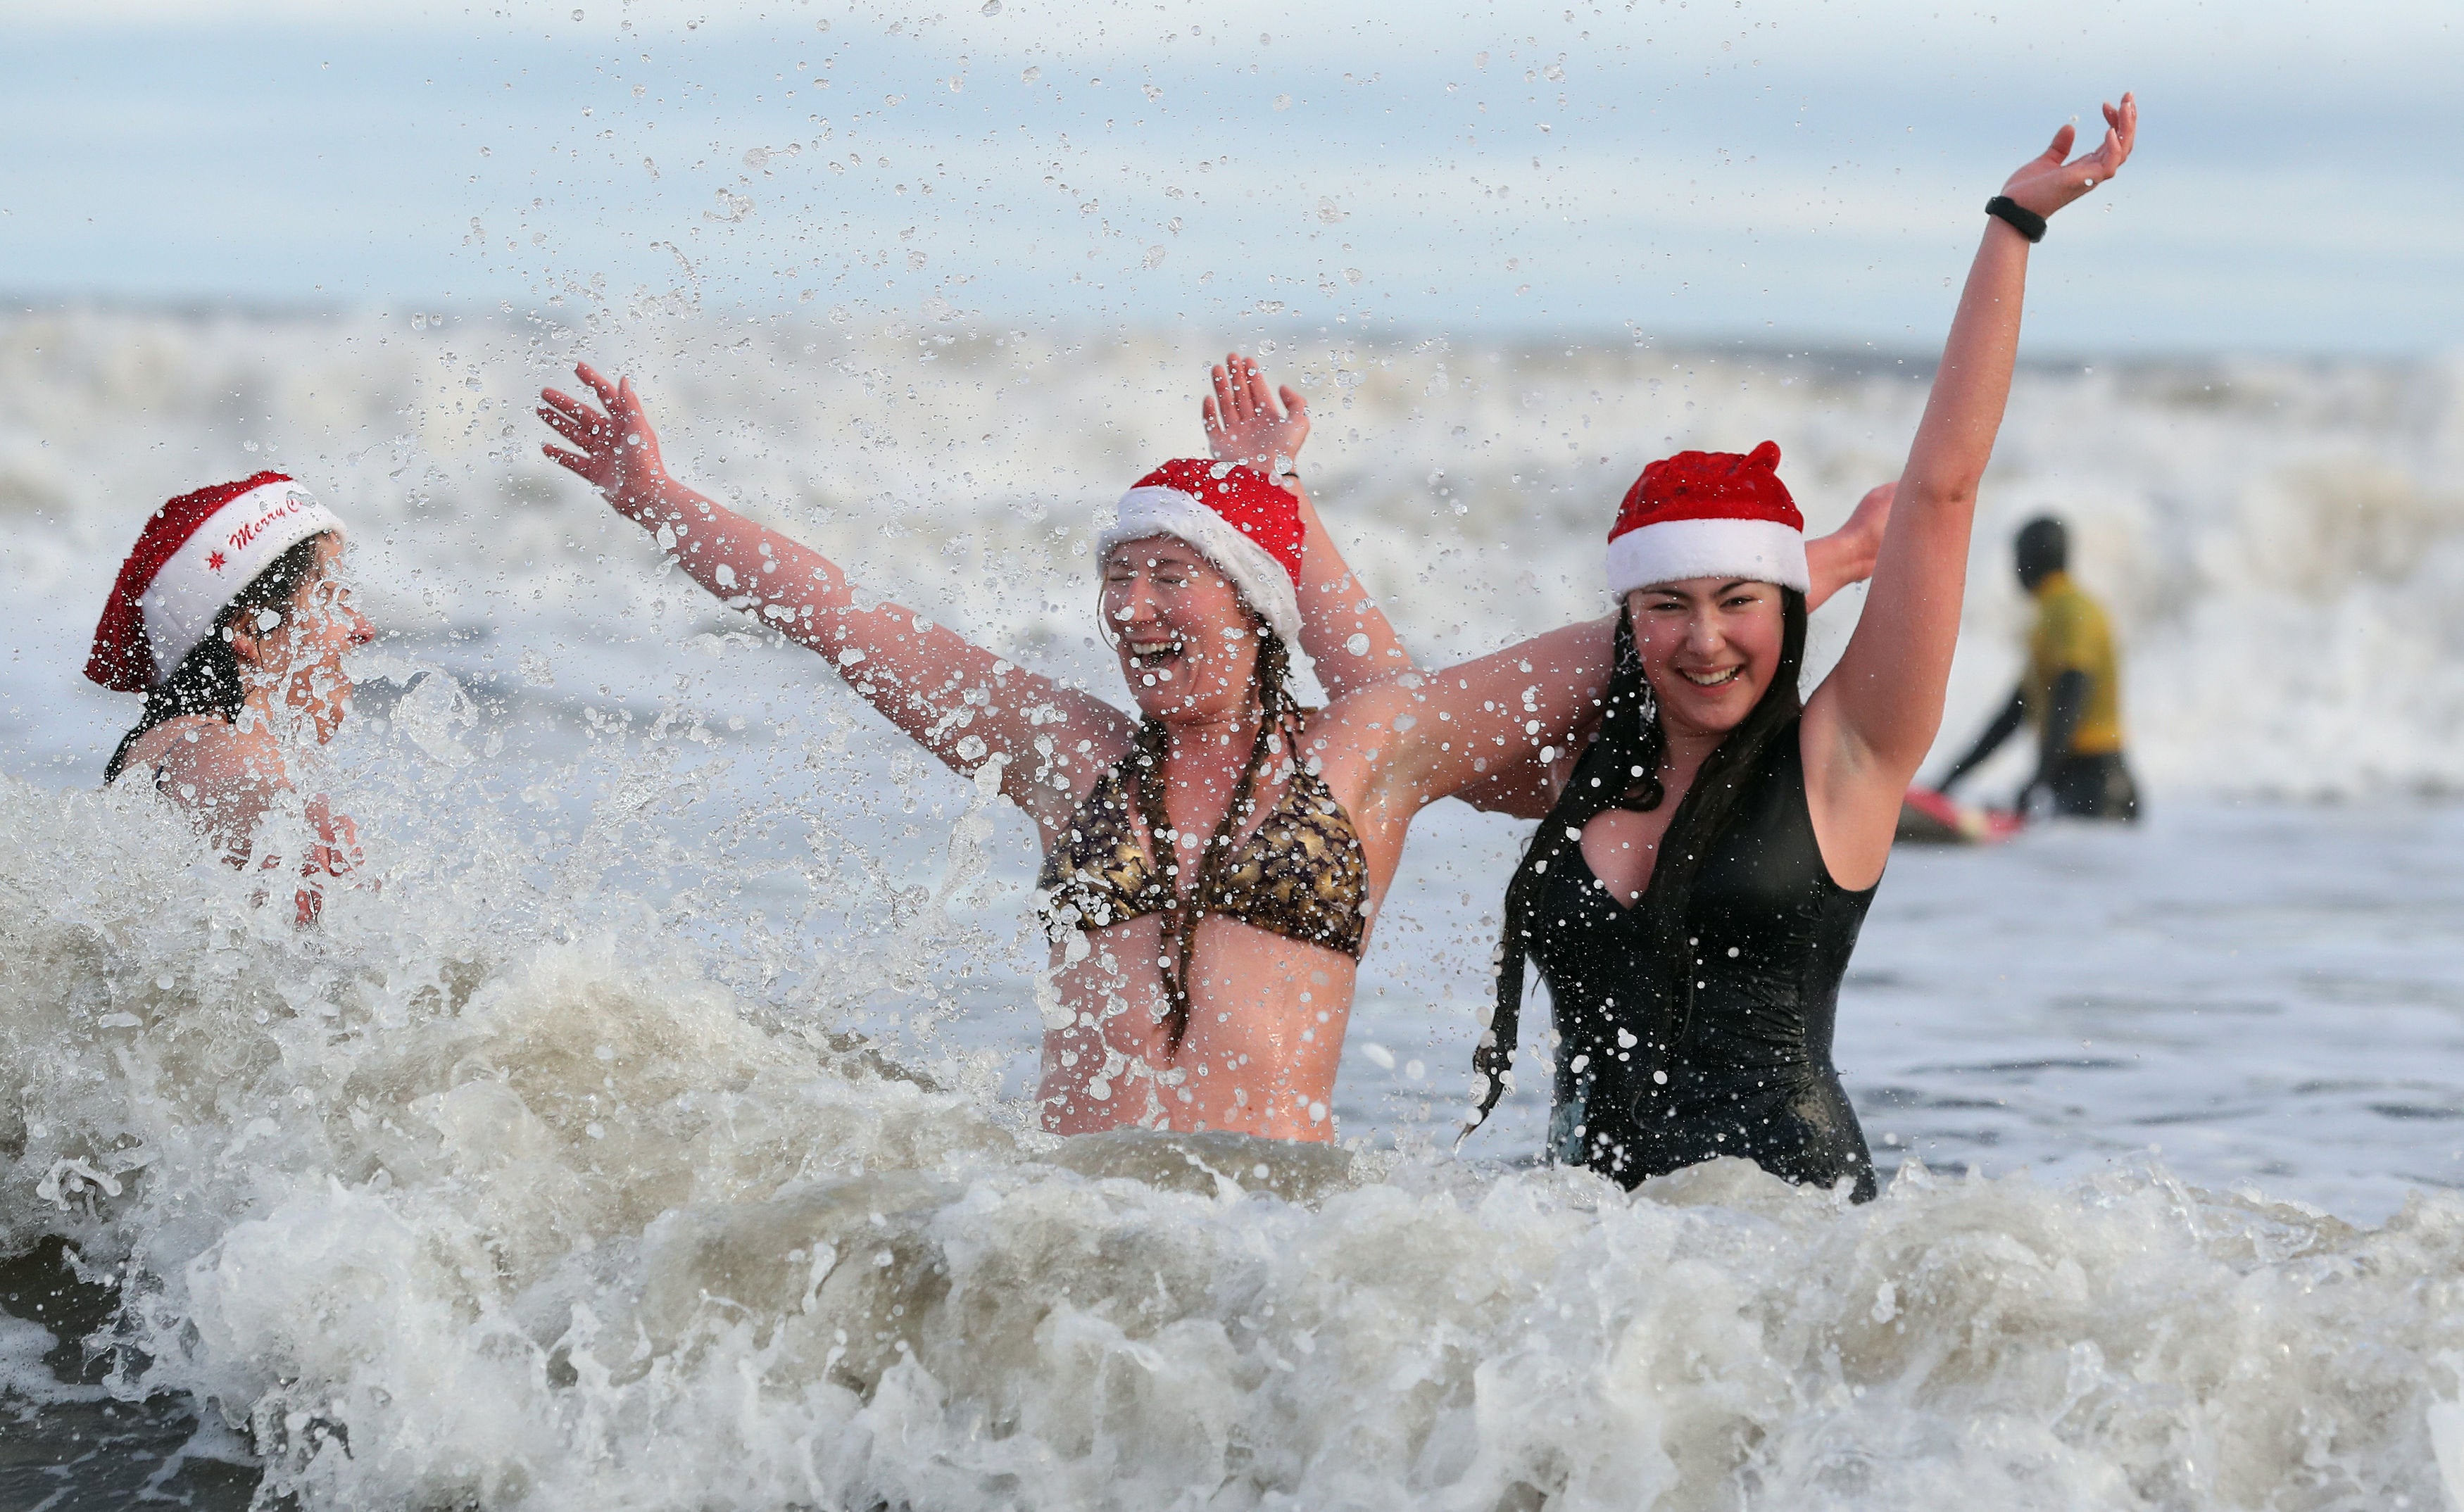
(2022, 571, 2125, 757)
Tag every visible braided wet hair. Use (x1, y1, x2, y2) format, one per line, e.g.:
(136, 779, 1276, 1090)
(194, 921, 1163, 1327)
(1124, 622, 1302, 1051)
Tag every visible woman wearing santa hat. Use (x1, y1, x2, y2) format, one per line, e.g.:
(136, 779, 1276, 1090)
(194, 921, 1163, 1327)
(1231, 99, 2136, 1197)
(88, 472, 373, 918)
(1197, 349, 1901, 802)
(539, 363, 1645, 1142)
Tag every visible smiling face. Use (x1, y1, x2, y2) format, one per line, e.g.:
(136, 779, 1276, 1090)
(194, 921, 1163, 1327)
(1624, 576, 1787, 741)
(1100, 535, 1266, 722)
(230, 534, 373, 743)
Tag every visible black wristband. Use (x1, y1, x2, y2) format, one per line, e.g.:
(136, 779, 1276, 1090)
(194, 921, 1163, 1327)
(1985, 196, 2047, 244)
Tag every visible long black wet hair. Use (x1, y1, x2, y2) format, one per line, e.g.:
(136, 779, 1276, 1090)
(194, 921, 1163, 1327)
(1464, 584, 1810, 1135)
(103, 534, 331, 785)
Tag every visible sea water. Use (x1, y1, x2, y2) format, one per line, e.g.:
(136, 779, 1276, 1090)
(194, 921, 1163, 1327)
(5, 306, 2464, 1508)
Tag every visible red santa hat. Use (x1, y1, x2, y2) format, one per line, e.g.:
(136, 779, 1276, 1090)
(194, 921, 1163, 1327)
(1099, 459, 1305, 644)
(1604, 441, 1807, 597)
(85, 472, 346, 693)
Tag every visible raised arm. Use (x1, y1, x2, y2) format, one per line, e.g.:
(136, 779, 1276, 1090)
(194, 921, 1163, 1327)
(539, 363, 1133, 830)
(1202, 354, 1412, 698)
(1805, 96, 2137, 876)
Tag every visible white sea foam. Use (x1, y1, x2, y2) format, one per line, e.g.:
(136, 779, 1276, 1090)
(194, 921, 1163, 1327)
(6, 306, 2464, 796)
(2, 771, 2463, 1510)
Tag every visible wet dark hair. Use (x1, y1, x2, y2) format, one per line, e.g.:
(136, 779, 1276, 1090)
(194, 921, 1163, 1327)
(1466, 584, 1809, 1135)
(103, 533, 331, 784)
(1121, 617, 1304, 1052)
(2015, 516, 2068, 589)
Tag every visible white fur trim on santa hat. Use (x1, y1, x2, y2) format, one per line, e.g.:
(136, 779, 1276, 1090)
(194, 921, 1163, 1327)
(1604, 516, 1808, 598)
(144, 479, 344, 683)
(1100, 485, 1303, 645)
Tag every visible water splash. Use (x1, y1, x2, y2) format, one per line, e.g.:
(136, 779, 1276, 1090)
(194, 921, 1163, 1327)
(0, 771, 2459, 1507)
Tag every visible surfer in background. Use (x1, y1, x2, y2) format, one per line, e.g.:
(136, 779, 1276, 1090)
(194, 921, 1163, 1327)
(1934, 515, 2139, 821)
(87, 474, 373, 924)
(539, 365, 1614, 1143)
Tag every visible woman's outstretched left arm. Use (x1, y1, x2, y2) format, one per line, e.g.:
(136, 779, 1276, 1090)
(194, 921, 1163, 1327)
(1805, 94, 2137, 884)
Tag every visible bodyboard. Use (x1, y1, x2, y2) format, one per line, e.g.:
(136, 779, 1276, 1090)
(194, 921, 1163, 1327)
(1897, 786, 2023, 845)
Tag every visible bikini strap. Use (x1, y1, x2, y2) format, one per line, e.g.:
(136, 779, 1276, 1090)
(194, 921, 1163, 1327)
(1128, 705, 1278, 1052)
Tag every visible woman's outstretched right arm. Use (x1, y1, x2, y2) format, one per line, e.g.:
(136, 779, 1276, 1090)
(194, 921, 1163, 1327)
(540, 362, 1132, 829)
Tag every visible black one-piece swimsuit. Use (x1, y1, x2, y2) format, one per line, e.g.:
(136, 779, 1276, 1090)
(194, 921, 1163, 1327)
(1529, 720, 1880, 1202)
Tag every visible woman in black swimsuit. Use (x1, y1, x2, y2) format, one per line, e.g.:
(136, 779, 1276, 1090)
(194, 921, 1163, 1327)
(1243, 99, 2136, 1193)
(1490, 454, 1884, 1197)
(1458, 98, 2139, 1198)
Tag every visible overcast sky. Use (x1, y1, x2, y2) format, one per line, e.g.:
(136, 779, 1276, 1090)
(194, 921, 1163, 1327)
(4, 0, 2458, 353)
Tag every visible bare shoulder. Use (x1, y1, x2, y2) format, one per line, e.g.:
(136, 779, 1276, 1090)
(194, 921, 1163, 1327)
(118, 716, 230, 788)
(1310, 672, 1431, 749)
(1306, 669, 1476, 824)
(143, 718, 291, 804)
(1002, 705, 1140, 845)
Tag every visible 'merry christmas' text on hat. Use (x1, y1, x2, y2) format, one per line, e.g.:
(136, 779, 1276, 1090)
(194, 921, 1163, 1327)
(1604, 441, 1808, 597)
(1099, 459, 1305, 645)
(86, 472, 346, 693)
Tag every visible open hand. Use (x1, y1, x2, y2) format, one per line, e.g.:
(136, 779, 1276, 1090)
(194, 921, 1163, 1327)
(1202, 353, 1310, 477)
(2001, 92, 2137, 221)
(539, 362, 677, 524)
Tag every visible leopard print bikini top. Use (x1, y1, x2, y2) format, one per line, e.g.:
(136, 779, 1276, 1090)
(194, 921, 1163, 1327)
(1035, 744, 1371, 959)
